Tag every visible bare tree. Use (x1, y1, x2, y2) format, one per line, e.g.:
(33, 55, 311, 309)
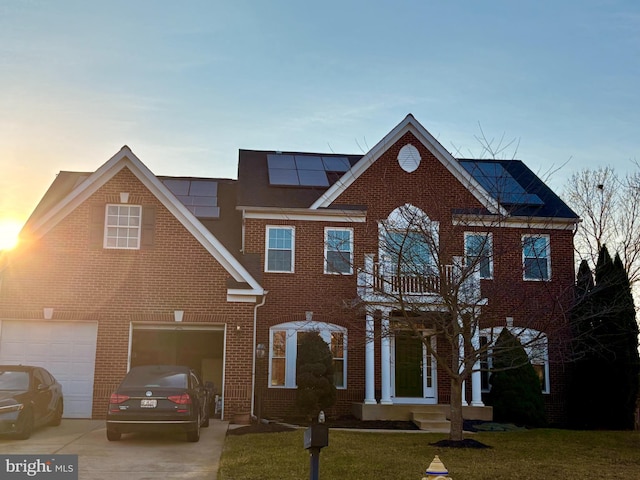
(563, 166, 640, 287)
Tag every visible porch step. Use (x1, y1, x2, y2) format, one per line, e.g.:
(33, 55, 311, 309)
(411, 408, 451, 433)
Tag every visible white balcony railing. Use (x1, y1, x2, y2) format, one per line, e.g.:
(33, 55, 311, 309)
(357, 254, 481, 305)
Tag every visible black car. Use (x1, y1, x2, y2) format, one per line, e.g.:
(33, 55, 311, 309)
(106, 365, 210, 442)
(0, 365, 64, 439)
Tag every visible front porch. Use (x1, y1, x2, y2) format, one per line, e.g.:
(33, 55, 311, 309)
(352, 403, 493, 432)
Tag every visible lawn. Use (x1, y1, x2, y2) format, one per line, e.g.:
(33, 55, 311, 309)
(219, 428, 640, 480)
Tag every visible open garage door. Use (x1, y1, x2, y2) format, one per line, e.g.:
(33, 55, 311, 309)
(130, 324, 224, 396)
(0, 320, 98, 418)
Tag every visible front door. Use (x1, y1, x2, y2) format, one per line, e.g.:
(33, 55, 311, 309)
(394, 332, 436, 399)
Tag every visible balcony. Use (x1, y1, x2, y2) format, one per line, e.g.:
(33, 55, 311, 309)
(357, 254, 482, 306)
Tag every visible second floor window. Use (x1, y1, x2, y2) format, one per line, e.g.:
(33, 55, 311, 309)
(325, 228, 353, 274)
(465, 232, 493, 279)
(105, 204, 142, 249)
(265, 226, 294, 272)
(522, 235, 550, 281)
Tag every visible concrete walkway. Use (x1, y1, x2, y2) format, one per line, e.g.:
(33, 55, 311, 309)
(0, 419, 229, 479)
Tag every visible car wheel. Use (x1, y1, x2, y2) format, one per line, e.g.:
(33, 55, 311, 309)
(186, 415, 201, 442)
(50, 400, 63, 426)
(16, 410, 34, 440)
(106, 428, 121, 441)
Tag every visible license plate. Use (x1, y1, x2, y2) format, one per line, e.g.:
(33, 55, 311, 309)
(140, 399, 157, 408)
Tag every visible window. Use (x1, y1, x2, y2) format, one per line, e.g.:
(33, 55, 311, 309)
(325, 228, 353, 274)
(265, 226, 295, 272)
(480, 327, 550, 394)
(384, 231, 434, 275)
(269, 321, 347, 389)
(465, 233, 493, 279)
(104, 204, 142, 249)
(522, 235, 550, 281)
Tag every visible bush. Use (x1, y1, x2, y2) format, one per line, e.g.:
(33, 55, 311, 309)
(295, 331, 337, 420)
(488, 328, 546, 427)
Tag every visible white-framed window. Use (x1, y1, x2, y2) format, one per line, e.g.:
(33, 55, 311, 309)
(104, 204, 142, 249)
(324, 228, 353, 274)
(522, 235, 550, 281)
(479, 327, 550, 394)
(464, 232, 493, 279)
(265, 226, 295, 273)
(269, 321, 347, 389)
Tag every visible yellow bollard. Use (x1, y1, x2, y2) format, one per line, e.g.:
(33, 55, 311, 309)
(422, 455, 452, 480)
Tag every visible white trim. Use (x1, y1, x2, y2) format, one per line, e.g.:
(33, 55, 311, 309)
(480, 326, 550, 394)
(464, 232, 493, 280)
(453, 215, 579, 230)
(268, 321, 347, 389)
(324, 227, 354, 275)
(241, 207, 366, 222)
(522, 234, 551, 281)
(22, 147, 264, 298)
(265, 225, 295, 273)
(310, 114, 506, 215)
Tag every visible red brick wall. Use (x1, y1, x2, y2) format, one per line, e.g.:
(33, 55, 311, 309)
(0, 167, 256, 419)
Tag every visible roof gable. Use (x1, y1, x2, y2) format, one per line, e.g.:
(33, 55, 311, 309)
(22, 146, 263, 296)
(310, 114, 505, 215)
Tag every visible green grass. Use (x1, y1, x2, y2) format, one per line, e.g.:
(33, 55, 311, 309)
(219, 428, 640, 480)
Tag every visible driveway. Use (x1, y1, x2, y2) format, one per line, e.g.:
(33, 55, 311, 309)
(0, 419, 229, 479)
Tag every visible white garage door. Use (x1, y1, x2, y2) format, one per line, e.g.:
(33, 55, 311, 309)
(0, 320, 98, 418)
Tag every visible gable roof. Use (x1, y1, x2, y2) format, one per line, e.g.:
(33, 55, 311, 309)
(21, 146, 263, 299)
(310, 114, 505, 214)
(236, 149, 362, 209)
(236, 114, 578, 223)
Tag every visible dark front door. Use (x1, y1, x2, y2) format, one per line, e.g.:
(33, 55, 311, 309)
(395, 333, 423, 397)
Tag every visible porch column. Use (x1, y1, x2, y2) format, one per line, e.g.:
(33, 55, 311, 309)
(380, 314, 392, 404)
(365, 313, 376, 404)
(459, 332, 468, 406)
(471, 328, 484, 406)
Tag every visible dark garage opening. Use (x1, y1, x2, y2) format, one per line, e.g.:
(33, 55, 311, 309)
(131, 327, 224, 396)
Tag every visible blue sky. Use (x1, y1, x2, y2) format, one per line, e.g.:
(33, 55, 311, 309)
(1, 0, 639, 247)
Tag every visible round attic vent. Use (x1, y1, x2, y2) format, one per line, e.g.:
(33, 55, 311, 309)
(397, 144, 421, 173)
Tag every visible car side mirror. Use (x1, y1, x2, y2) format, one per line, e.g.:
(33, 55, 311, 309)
(37, 383, 47, 391)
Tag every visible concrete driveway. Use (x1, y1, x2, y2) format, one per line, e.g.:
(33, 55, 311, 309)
(0, 419, 229, 479)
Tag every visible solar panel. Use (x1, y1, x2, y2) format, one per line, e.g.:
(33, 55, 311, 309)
(267, 153, 353, 187)
(322, 157, 351, 172)
(460, 161, 544, 206)
(294, 155, 324, 171)
(267, 154, 296, 170)
(298, 169, 330, 187)
(162, 179, 220, 218)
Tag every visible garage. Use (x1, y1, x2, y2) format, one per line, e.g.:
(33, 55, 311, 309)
(0, 319, 98, 418)
(130, 324, 225, 396)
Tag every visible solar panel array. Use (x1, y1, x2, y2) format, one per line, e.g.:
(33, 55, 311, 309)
(267, 154, 351, 187)
(459, 160, 544, 206)
(162, 179, 220, 218)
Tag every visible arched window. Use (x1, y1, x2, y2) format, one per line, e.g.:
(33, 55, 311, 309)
(269, 321, 347, 389)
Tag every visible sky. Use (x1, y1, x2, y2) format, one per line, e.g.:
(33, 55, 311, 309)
(1, 0, 639, 249)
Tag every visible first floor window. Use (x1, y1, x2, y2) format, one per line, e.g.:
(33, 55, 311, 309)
(269, 321, 347, 389)
(522, 235, 550, 281)
(325, 228, 353, 274)
(465, 232, 493, 279)
(105, 204, 142, 249)
(480, 327, 550, 394)
(266, 226, 295, 272)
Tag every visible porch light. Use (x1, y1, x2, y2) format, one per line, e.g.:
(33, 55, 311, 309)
(256, 343, 266, 359)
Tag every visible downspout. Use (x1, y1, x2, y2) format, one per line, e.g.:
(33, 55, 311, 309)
(251, 292, 268, 417)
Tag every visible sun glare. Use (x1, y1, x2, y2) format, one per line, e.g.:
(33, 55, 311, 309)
(0, 219, 23, 251)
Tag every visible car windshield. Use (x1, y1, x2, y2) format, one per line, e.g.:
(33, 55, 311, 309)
(121, 368, 188, 388)
(0, 371, 29, 390)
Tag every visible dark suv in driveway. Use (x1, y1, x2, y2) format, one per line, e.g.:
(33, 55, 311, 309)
(106, 365, 209, 442)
